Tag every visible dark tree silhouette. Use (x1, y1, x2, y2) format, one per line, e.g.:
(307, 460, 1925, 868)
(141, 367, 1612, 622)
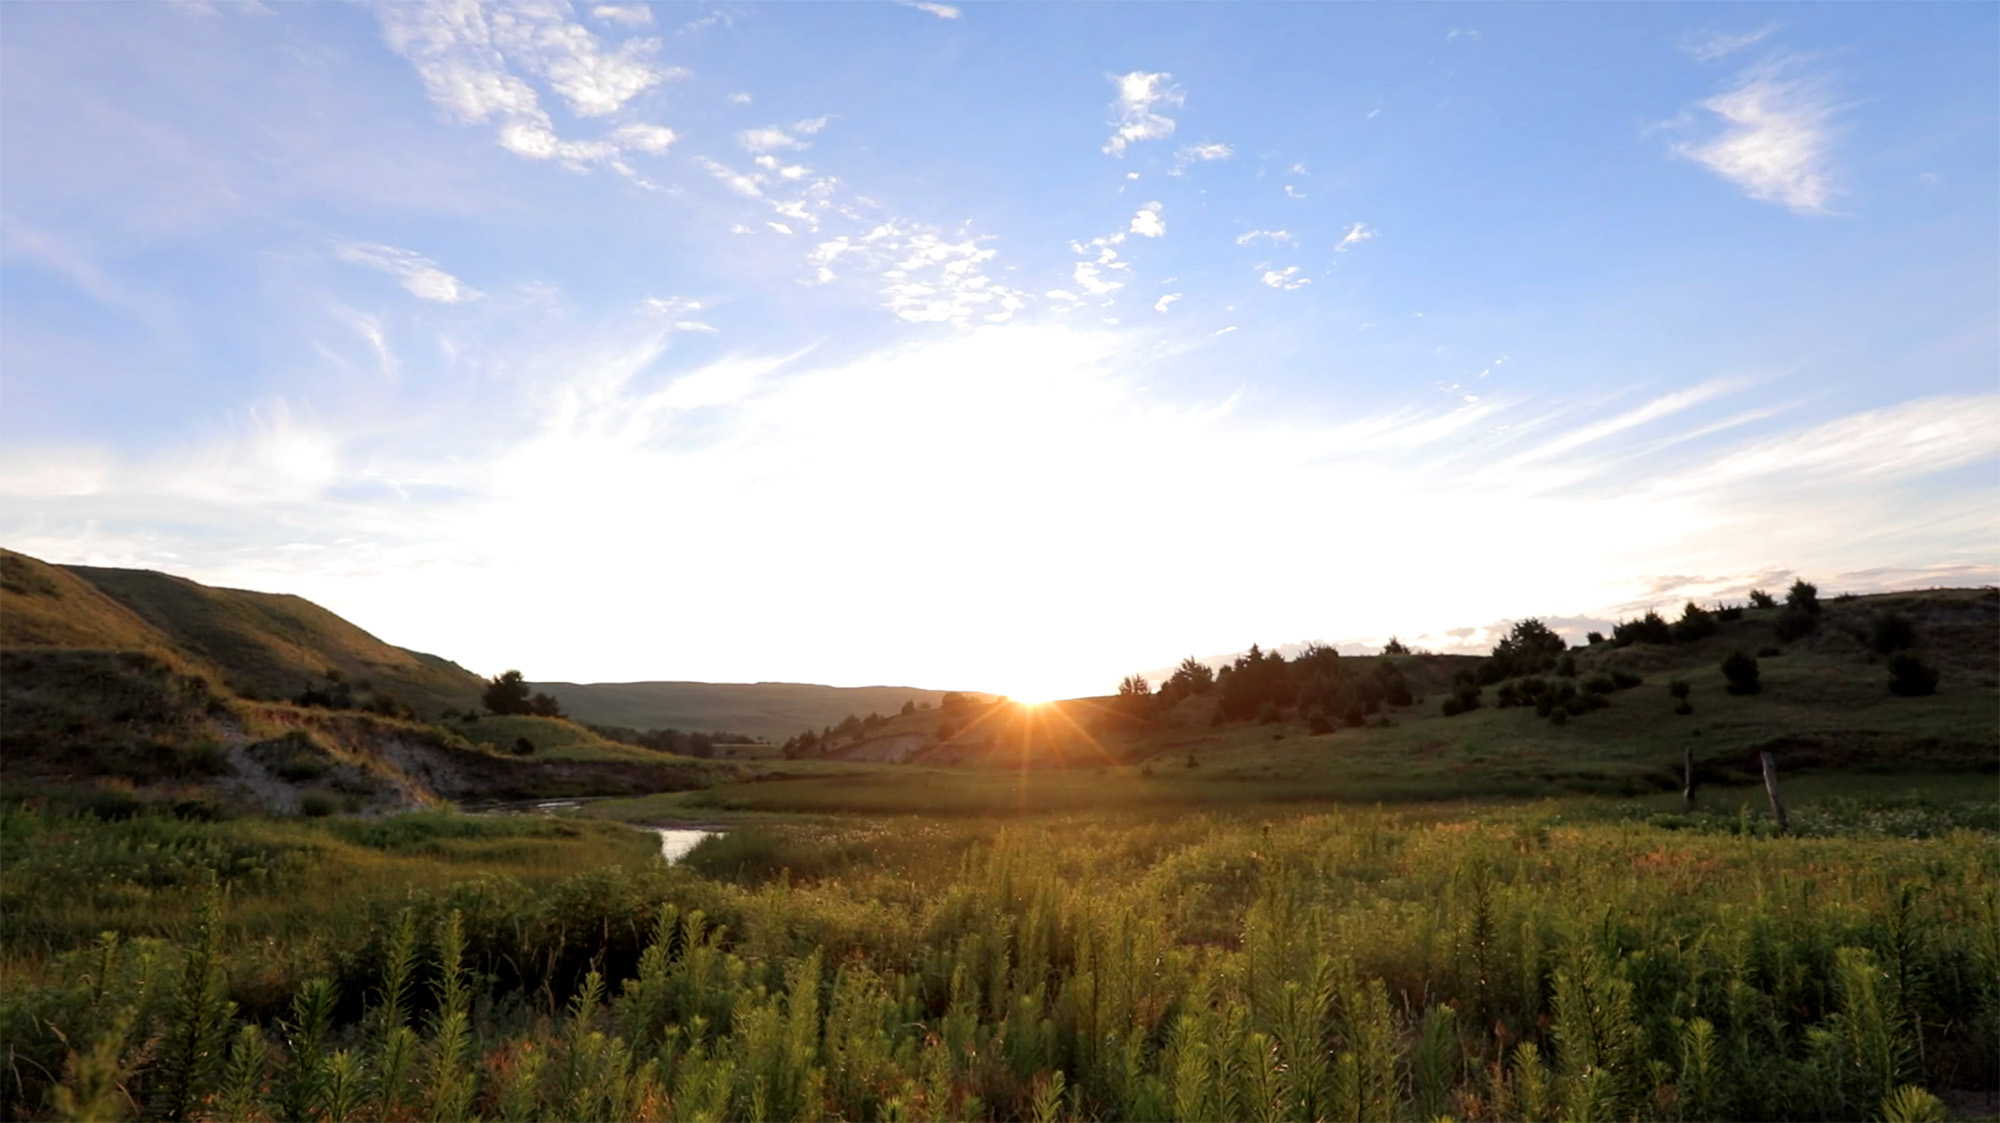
(482, 670, 533, 716)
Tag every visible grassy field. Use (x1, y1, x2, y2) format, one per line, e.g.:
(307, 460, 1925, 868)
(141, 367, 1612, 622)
(3, 795, 1993, 1121)
(533, 681, 968, 744)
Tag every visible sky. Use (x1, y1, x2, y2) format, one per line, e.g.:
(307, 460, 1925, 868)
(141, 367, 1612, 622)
(1, 1, 1996, 701)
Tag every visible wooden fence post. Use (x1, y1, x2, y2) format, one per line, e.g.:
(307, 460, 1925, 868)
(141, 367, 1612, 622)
(1682, 745, 1696, 812)
(1759, 751, 1788, 834)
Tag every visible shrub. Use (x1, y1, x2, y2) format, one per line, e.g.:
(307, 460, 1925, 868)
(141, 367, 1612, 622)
(1343, 702, 1367, 728)
(1748, 588, 1777, 609)
(1555, 653, 1577, 678)
(1758, 646, 1783, 658)
(1674, 701, 1694, 716)
(1586, 631, 1605, 645)
(1774, 606, 1818, 642)
(1581, 674, 1616, 696)
(511, 736, 535, 756)
(1549, 708, 1568, 726)
(1721, 651, 1761, 695)
(1383, 675, 1414, 708)
(1672, 602, 1718, 643)
(482, 671, 533, 716)
(1610, 670, 1643, 690)
(1717, 605, 1743, 621)
(1306, 711, 1333, 735)
(1870, 612, 1916, 654)
(298, 791, 337, 818)
(1495, 682, 1520, 708)
(1786, 578, 1821, 616)
(1887, 654, 1939, 697)
(1256, 700, 1282, 724)
(1441, 696, 1466, 717)
(1668, 679, 1691, 700)
(1612, 611, 1673, 647)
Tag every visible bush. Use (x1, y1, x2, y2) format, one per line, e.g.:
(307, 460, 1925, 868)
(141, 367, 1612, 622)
(1786, 578, 1821, 616)
(511, 736, 535, 756)
(1871, 612, 1916, 654)
(1674, 701, 1694, 716)
(1758, 646, 1783, 658)
(1774, 606, 1817, 642)
(298, 791, 337, 818)
(1495, 682, 1520, 708)
(1887, 654, 1939, 697)
(1549, 708, 1568, 726)
(1610, 670, 1642, 690)
(1555, 653, 1577, 678)
(1612, 611, 1673, 647)
(1585, 631, 1605, 645)
(1672, 602, 1718, 643)
(1441, 696, 1466, 717)
(1721, 651, 1761, 695)
(1718, 605, 1743, 621)
(1668, 679, 1691, 700)
(1581, 674, 1616, 696)
(1748, 589, 1777, 609)
(1343, 702, 1367, 728)
(1256, 701, 1282, 724)
(1306, 711, 1334, 735)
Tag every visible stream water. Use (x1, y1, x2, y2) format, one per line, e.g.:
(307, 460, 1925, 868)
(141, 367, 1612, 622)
(655, 828, 716, 864)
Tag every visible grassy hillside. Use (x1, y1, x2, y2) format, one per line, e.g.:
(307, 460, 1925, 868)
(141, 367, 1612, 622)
(1, 548, 484, 716)
(731, 588, 1997, 815)
(532, 679, 971, 742)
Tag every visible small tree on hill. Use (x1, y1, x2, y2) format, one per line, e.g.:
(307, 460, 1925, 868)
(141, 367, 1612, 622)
(1493, 618, 1567, 677)
(1118, 674, 1152, 697)
(1382, 637, 1411, 656)
(1870, 612, 1916, 655)
(529, 692, 564, 718)
(1669, 678, 1693, 715)
(900, 700, 917, 716)
(482, 670, 533, 716)
(1748, 589, 1777, 609)
(1721, 651, 1761, 696)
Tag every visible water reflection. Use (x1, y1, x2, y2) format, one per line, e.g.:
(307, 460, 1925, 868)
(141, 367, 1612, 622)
(656, 828, 715, 864)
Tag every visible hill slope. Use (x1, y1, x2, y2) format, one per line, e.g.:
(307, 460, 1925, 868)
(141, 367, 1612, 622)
(532, 680, 968, 742)
(2, 548, 484, 716)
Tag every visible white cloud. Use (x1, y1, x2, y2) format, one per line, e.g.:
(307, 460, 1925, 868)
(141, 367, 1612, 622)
(727, 91, 752, 104)
(8, 308, 1995, 698)
(1283, 184, 1306, 199)
(898, 1, 961, 18)
(590, 4, 653, 27)
(1129, 202, 1166, 238)
(1671, 57, 1839, 214)
(1171, 142, 1233, 174)
(1682, 24, 1780, 63)
(1235, 229, 1292, 246)
(333, 241, 480, 304)
(1154, 293, 1181, 313)
(694, 156, 764, 198)
(809, 221, 1027, 324)
(1335, 222, 1375, 251)
(1261, 266, 1309, 290)
(610, 122, 676, 153)
(739, 126, 803, 152)
(1072, 260, 1124, 297)
(375, 3, 682, 168)
(1103, 71, 1183, 156)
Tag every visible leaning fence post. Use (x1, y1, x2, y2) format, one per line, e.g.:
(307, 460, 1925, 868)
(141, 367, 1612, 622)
(1682, 745, 1696, 811)
(1759, 751, 1788, 834)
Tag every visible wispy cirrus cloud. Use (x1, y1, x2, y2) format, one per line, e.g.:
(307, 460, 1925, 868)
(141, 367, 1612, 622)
(1670, 56, 1840, 214)
(333, 241, 480, 304)
(1171, 142, 1232, 174)
(897, 1, 961, 19)
(1235, 229, 1292, 246)
(1335, 222, 1375, 252)
(1681, 24, 1780, 63)
(1103, 71, 1182, 156)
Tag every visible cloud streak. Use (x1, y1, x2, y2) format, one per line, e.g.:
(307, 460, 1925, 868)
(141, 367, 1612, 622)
(333, 241, 480, 304)
(1103, 71, 1182, 156)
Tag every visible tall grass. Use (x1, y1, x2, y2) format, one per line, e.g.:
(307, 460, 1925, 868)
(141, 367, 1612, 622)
(2, 803, 1994, 1120)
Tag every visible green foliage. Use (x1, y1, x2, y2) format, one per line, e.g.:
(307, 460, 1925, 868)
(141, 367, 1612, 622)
(483, 670, 534, 716)
(1749, 589, 1777, 609)
(1722, 651, 1761, 695)
(1672, 601, 1718, 642)
(1612, 611, 1673, 647)
(1775, 606, 1818, 642)
(6, 804, 1997, 1122)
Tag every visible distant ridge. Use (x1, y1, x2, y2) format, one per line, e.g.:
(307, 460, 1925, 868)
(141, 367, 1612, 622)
(532, 680, 973, 743)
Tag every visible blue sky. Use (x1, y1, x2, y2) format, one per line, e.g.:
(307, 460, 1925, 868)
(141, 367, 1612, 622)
(2, 1, 1995, 698)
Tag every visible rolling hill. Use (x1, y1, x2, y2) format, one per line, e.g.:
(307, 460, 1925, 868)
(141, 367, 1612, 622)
(1, 548, 485, 716)
(531, 680, 973, 742)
